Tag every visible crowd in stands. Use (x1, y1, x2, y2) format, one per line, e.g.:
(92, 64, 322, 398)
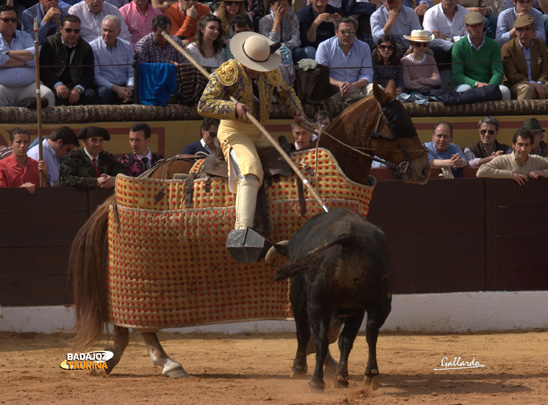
(1, 0, 548, 191)
(2, 0, 548, 107)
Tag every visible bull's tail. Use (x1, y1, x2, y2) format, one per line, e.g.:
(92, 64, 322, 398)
(70, 195, 114, 350)
(273, 233, 351, 281)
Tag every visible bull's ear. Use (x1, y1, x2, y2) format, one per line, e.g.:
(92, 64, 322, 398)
(274, 241, 289, 257)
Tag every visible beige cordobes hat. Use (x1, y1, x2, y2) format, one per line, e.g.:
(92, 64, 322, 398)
(403, 30, 435, 42)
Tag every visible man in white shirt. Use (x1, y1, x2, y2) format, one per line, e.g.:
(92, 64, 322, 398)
(69, 0, 132, 43)
(423, 0, 469, 64)
(0, 5, 55, 107)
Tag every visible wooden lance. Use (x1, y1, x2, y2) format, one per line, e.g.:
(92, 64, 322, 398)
(34, 18, 45, 187)
(160, 31, 329, 213)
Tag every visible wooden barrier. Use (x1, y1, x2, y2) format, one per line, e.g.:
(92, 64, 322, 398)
(1, 174, 547, 307)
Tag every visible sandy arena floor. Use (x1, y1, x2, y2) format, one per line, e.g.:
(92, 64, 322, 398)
(1, 330, 547, 404)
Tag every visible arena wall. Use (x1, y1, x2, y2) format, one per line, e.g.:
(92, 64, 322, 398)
(1, 175, 547, 333)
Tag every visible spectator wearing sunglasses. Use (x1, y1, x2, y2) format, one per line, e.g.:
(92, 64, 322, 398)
(0, 5, 56, 108)
(315, 16, 373, 102)
(40, 15, 100, 106)
(371, 0, 422, 57)
(464, 116, 510, 167)
(181, 117, 220, 155)
(370, 34, 404, 96)
(401, 30, 440, 94)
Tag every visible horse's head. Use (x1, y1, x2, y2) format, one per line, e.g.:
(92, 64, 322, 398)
(367, 82, 429, 185)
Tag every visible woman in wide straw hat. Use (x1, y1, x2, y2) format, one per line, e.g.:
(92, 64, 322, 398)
(197, 31, 305, 248)
(400, 30, 440, 94)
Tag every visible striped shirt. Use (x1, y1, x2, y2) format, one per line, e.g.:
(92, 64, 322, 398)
(135, 33, 187, 65)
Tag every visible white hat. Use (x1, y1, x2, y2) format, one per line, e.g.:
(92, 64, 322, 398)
(229, 32, 282, 72)
(403, 30, 435, 42)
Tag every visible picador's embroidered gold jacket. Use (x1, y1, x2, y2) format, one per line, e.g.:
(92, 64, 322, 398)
(197, 59, 302, 125)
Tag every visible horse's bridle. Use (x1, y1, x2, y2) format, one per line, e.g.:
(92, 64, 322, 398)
(301, 102, 426, 175)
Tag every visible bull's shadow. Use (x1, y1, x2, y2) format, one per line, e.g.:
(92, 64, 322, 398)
(379, 372, 541, 396)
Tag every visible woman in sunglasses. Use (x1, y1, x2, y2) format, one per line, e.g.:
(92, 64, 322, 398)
(215, 0, 251, 42)
(186, 14, 226, 68)
(401, 29, 440, 94)
(370, 34, 404, 96)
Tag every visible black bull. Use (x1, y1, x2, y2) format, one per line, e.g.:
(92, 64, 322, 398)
(268, 208, 392, 391)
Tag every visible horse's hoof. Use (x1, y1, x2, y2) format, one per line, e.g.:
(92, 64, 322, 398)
(162, 360, 189, 378)
(364, 374, 380, 391)
(164, 367, 189, 378)
(335, 375, 349, 388)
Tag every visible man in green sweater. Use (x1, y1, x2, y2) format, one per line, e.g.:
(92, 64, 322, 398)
(452, 11, 511, 101)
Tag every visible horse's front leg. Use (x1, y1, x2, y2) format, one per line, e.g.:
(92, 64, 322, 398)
(104, 325, 129, 374)
(141, 332, 188, 378)
(335, 309, 365, 387)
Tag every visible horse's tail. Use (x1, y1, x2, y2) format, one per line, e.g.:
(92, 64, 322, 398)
(70, 195, 113, 350)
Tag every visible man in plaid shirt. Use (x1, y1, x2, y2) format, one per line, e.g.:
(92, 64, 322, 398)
(135, 15, 187, 65)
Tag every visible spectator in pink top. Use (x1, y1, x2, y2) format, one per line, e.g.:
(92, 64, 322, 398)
(400, 30, 441, 93)
(120, 0, 163, 48)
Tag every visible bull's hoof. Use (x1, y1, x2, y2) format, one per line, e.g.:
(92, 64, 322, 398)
(290, 364, 307, 378)
(309, 377, 325, 391)
(335, 374, 349, 388)
(364, 369, 380, 391)
(324, 353, 339, 372)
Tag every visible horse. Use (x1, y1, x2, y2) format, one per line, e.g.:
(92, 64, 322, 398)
(69, 81, 429, 378)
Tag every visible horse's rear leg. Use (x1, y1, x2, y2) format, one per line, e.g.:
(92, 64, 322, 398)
(104, 326, 129, 375)
(335, 309, 365, 388)
(364, 303, 391, 392)
(141, 332, 188, 378)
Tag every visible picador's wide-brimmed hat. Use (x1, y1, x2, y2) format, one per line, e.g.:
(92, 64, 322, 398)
(230, 31, 281, 72)
(403, 30, 434, 43)
(77, 126, 111, 141)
